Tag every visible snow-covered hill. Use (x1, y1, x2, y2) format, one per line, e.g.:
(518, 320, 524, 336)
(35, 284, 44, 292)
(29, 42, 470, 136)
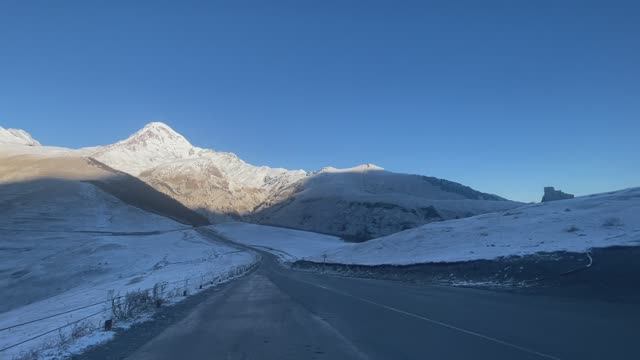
(213, 187, 640, 268)
(308, 187, 640, 265)
(0, 144, 256, 358)
(0, 126, 41, 146)
(252, 164, 520, 240)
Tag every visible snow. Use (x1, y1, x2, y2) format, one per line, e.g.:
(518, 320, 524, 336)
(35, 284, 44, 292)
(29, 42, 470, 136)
(0, 127, 41, 146)
(87, 122, 307, 219)
(90, 122, 205, 176)
(214, 189, 640, 268)
(310, 187, 640, 265)
(2, 123, 519, 240)
(254, 166, 521, 239)
(0, 168, 256, 358)
(212, 222, 346, 262)
(0, 227, 256, 359)
(318, 163, 384, 173)
(90, 121, 307, 190)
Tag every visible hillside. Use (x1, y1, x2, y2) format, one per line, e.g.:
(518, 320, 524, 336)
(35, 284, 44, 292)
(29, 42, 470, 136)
(252, 164, 520, 240)
(91, 122, 306, 220)
(0, 135, 255, 358)
(308, 187, 640, 265)
(88, 122, 520, 238)
(0, 126, 41, 146)
(2, 122, 522, 239)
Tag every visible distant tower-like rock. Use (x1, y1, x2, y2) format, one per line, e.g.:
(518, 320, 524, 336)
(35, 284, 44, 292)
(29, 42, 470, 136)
(541, 187, 574, 202)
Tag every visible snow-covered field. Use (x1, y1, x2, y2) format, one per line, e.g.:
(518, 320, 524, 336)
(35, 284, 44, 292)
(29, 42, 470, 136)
(213, 222, 345, 262)
(310, 187, 640, 265)
(0, 175, 256, 359)
(0, 127, 41, 146)
(214, 188, 640, 268)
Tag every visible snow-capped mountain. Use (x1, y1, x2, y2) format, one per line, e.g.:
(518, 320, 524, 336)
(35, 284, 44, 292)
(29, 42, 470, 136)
(91, 122, 306, 186)
(1, 121, 522, 238)
(90, 122, 208, 176)
(90, 122, 306, 219)
(0, 126, 41, 146)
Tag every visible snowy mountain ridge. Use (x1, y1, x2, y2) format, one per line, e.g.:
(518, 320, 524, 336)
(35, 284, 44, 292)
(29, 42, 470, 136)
(318, 163, 384, 174)
(2, 121, 521, 237)
(90, 122, 307, 190)
(0, 126, 41, 146)
(90, 122, 208, 176)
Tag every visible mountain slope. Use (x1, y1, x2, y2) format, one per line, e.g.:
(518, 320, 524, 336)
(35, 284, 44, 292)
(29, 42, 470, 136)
(0, 142, 256, 358)
(309, 187, 640, 264)
(91, 122, 306, 220)
(0, 126, 41, 146)
(0, 142, 209, 226)
(252, 164, 520, 240)
(3, 122, 522, 239)
(90, 122, 207, 176)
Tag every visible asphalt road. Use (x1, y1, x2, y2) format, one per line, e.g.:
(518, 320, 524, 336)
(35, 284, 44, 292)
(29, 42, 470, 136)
(79, 230, 640, 360)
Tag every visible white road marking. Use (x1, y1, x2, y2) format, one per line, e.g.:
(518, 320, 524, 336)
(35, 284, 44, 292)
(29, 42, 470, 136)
(294, 278, 562, 360)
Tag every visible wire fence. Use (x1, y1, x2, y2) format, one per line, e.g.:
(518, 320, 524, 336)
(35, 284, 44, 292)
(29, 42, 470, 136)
(0, 261, 259, 355)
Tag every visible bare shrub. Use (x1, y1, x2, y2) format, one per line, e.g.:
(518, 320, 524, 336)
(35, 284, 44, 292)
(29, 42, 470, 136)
(57, 328, 71, 349)
(71, 320, 95, 340)
(152, 281, 168, 307)
(603, 217, 622, 227)
(111, 289, 154, 321)
(12, 349, 39, 360)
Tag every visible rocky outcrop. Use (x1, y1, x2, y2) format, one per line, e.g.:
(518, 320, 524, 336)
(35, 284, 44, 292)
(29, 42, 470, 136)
(541, 187, 574, 202)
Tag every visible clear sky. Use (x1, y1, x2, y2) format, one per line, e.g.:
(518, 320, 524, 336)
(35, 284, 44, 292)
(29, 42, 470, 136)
(1, 0, 638, 202)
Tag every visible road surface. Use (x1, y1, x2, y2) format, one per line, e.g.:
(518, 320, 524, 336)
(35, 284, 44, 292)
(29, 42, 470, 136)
(78, 230, 640, 360)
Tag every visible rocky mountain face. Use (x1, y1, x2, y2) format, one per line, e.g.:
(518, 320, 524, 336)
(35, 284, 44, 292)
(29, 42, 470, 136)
(2, 122, 522, 239)
(541, 187, 575, 202)
(90, 122, 306, 220)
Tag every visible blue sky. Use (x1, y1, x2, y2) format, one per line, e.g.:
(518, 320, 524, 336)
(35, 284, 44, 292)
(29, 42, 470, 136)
(1, 0, 638, 202)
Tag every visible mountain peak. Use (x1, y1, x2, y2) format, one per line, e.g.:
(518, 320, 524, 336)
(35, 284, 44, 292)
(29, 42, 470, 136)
(126, 122, 191, 147)
(90, 121, 200, 176)
(141, 121, 174, 132)
(0, 126, 41, 146)
(357, 163, 384, 171)
(319, 163, 384, 174)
